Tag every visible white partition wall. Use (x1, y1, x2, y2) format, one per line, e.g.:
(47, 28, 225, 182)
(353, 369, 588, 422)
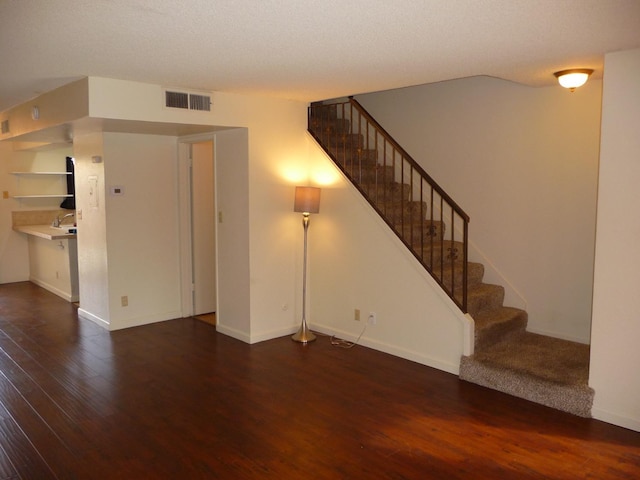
(590, 48, 640, 432)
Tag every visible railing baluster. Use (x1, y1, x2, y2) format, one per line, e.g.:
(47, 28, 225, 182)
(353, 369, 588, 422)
(450, 205, 455, 299)
(307, 99, 470, 313)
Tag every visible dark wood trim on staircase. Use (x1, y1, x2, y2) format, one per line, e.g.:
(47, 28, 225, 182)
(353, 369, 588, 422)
(308, 98, 470, 312)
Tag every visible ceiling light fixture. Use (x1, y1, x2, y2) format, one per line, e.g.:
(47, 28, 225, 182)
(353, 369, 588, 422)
(554, 69, 594, 92)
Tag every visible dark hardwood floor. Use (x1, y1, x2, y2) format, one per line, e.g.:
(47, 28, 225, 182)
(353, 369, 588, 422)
(0, 282, 639, 479)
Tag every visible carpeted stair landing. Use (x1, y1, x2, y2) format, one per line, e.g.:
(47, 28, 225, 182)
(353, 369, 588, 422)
(460, 331, 594, 417)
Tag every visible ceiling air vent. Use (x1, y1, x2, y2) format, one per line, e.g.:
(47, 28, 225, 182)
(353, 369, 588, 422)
(164, 90, 211, 112)
(188, 94, 211, 111)
(1, 119, 9, 134)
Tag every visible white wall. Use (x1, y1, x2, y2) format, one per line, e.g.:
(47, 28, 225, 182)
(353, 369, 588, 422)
(81, 78, 318, 338)
(245, 98, 316, 343)
(590, 48, 640, 432)
(74, 131, 183, 330)
(214, 128, 251, 340)
(356, 77, 602, 343)
(103, 132, 182, 330)
(0, 141, 29, 283)
(74, 132, 110, 326)
(309, 162, 469, 373)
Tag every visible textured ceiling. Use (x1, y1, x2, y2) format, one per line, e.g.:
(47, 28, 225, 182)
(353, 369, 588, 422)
(1, 0, 640, 112)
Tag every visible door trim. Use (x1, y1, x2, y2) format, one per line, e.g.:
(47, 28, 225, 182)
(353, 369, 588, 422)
(178, 133, 217, 318)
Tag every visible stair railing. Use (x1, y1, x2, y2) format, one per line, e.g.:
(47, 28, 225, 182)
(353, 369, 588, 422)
(308, 97, 470, 312)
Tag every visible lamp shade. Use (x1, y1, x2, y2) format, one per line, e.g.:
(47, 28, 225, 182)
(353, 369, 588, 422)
(554, 69, 593, 90)
(294, 186, 321, 214)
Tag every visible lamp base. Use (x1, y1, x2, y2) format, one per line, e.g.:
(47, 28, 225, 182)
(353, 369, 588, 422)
(291, 322, 316, 343)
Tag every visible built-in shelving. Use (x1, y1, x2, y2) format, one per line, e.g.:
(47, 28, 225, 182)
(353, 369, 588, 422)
(10, 172, 72, 200)
(11, 172, 71, 175)
(12, 194, 74, 199)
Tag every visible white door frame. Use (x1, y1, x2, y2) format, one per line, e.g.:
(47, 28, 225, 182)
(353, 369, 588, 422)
(178, 133, 218, 318)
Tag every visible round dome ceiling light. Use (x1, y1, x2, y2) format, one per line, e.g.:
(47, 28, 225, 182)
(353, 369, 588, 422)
(554, 69, 594, 92)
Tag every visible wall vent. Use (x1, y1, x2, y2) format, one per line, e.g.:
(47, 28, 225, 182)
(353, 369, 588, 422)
(1, 119, 9, 134)
(164, 90, 211, 112)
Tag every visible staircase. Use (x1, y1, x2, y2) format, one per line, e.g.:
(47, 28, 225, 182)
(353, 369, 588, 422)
(308, 98, 594, 417)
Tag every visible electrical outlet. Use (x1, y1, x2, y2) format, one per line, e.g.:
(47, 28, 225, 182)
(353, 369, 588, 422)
(368, 312, 377, 325)
(354, 308, 361, 321)
(121, 295, 128, 307)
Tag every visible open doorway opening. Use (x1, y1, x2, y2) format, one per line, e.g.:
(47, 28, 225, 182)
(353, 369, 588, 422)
(191, 141, 216, 319)
(178, 136, 217, 323)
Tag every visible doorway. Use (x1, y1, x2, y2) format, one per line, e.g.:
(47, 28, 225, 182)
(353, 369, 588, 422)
(191, 141, 217, 316)
(178, 136, 217, 320)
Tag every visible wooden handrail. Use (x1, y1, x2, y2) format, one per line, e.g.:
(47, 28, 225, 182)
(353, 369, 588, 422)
(349, 97, 470, 223)
(308, 99, 470, 312)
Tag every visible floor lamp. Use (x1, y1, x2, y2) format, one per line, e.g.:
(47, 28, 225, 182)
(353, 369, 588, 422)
(292, 186, 321, 343)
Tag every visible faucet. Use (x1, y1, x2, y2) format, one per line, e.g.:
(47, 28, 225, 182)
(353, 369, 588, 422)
(52, 212, 75, 227)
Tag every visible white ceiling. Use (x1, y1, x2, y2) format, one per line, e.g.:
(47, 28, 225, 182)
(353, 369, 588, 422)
(1, 0, 640, 112)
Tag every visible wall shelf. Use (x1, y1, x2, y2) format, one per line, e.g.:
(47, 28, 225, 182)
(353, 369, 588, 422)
(12, 194, 74, 199)
(11, 171, 73, 200)
(11, 172, 71, 176)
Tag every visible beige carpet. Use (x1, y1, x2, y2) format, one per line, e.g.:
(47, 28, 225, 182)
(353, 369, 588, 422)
(460, 332, 594, 417)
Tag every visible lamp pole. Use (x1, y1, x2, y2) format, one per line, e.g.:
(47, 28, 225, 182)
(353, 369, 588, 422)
(292, 185, 320, 343)
(292, 212, 316, 342)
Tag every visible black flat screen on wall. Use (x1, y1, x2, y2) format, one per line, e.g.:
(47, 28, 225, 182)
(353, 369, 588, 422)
(60, 156, 75, 210)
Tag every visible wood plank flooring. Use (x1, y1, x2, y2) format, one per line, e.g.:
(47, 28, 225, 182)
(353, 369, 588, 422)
(0, 281, 639, 479)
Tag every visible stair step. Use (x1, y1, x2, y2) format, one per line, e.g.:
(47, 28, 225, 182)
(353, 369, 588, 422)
(352, 165, 395, 185)
(473, 306, 527, 350)
(383, 200, 428, 224)
(459, 332, 594, 417)
(327, 134, 364, 149)
(331, 148, 378, 169)
(360, 182, 411, 203)
(438, 261, 485, 291)
(411, 240, 465, 268)
(393, 219, 445, 242)
(309, 117, 351, 136)
(309, 103, 338, 120)
(466, 283, 505, 317)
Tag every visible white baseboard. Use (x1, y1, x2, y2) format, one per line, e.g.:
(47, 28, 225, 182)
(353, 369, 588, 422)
(216, 324, 251, 343)
(29, 277, 78, 302)
(77, 308, 109, 329)
(526, 326, 590, 345)
(248, 325, 298, 344)
(591, 407, 640, 433)
(312, 324, 460, 375)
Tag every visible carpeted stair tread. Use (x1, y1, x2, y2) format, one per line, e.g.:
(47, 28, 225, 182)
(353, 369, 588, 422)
(474, 332, 590, 385)
(460, 333, 594, 417)
(437, 261, 485, 289)
(466, 283, 505, 316)
(473, 306, 527, 349)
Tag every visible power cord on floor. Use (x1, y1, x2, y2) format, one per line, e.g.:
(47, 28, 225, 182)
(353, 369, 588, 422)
(329, 323, 367, 349)
(308, 324, 367, 349)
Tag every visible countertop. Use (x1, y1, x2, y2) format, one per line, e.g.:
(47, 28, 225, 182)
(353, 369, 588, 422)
(13, 224, 77, 240)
